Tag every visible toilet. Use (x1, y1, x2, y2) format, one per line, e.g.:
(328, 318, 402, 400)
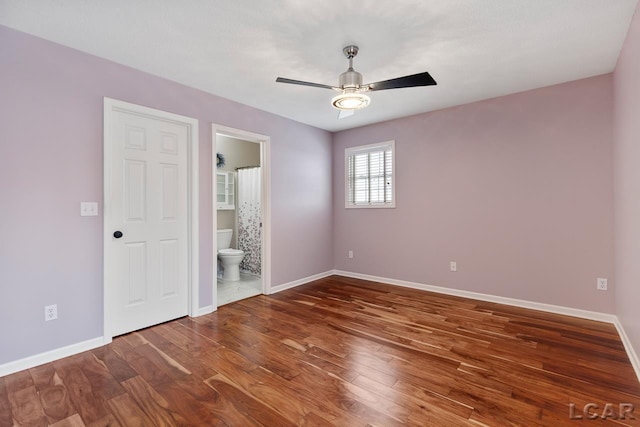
(217, 229, 245, 281)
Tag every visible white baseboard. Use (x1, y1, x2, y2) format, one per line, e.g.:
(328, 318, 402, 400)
(0, 336, 105, 377)
(268, 270, 335, 295)
(334, 270, 616, 323)
(196, 305, 214, 317)
(613, 319, 640, 382)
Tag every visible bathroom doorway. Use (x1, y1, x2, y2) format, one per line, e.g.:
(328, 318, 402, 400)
(212, 124, 270, 308)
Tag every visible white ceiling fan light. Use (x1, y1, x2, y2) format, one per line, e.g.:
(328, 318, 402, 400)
(331, 90, 371, 110)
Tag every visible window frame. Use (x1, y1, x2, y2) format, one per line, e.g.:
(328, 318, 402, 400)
(344, 140, 396, 209)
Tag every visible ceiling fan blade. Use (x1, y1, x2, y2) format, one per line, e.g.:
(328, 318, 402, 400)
(276, 77, 337, 90)
(338, 109, 355, 119)
(366, 71, 437, 91)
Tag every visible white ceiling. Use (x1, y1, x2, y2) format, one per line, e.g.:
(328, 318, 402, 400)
(1, 0, 637, 132)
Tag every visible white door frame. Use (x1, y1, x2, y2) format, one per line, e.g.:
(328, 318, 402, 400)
(103, 98, 199, 343)
(211, 124, 271, 309)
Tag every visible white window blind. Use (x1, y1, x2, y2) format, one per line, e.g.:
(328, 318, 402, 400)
(345, 141, 395, 208)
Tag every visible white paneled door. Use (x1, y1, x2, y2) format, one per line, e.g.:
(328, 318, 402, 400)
(105, 101, 194, 337)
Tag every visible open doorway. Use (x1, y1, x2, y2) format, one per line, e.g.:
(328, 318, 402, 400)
(212, 124, 270, 308)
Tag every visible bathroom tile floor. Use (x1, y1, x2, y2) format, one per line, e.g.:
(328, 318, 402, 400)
(217, 272, 262, 307)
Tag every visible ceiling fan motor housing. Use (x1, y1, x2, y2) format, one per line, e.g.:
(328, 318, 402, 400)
(339, 69, 363, 89)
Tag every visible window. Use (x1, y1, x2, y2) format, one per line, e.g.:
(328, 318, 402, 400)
(345, 140, 395, 208)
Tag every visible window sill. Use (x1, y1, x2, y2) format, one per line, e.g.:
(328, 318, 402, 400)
(345, 203, 396, 209)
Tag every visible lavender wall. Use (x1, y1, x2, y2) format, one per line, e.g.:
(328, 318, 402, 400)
(0, 26, 333, 365)
(333, 75, 615, 313)
(613, 6, 640, 356)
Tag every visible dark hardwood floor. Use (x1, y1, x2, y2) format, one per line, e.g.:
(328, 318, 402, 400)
(2, 275, 639, 426)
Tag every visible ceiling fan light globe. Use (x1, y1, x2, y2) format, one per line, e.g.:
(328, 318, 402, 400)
(332, 92, 370, 110)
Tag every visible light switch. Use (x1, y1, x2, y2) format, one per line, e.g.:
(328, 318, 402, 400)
(80, 202, 98, 216)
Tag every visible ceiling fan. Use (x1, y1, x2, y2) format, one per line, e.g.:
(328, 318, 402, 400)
(276, 45, 437, 119)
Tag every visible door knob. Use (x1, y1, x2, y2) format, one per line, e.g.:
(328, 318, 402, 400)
(113, 231, 123, 239)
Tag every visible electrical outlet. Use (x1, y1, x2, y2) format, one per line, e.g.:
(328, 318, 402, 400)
(596, 278, 608, 291)
(348, 250, 354, 259)
(45, 304, 58, 321)
(450, 261, 457, 272)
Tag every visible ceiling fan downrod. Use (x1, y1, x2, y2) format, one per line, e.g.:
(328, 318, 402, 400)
(339, 45, 363, 89)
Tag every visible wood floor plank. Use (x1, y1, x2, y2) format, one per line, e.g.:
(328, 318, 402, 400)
(0, 377, 14, 427)
(49, 413, 86, 427)
(30, 364, 58, 388)
(159, 321, 221, 354)
(77, 353, 126, 402)
(7, 385, 48, 427)
(30, 365, 78, 426)
(200, 349, 313, 423)
(150, 338, 220, 381)
(91, 347, 138, 383)
(121, 375, 188, 426)
(133, 342, 192, 383)
(53, 358, 110, 425)
(2, 275, 639, 426)
(151, 379, 229, 426)
(117, 344, 175, 388)
(204, 373, 297, 426)
(5, 369, 34, 393)
(105, 394, 154, 427)
(300, 410, 338, 427)
(36, 382, 77, 424)
(84, 413, 121, 427)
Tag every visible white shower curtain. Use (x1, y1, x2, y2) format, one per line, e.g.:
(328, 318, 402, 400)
(237, 167, 261, 275)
